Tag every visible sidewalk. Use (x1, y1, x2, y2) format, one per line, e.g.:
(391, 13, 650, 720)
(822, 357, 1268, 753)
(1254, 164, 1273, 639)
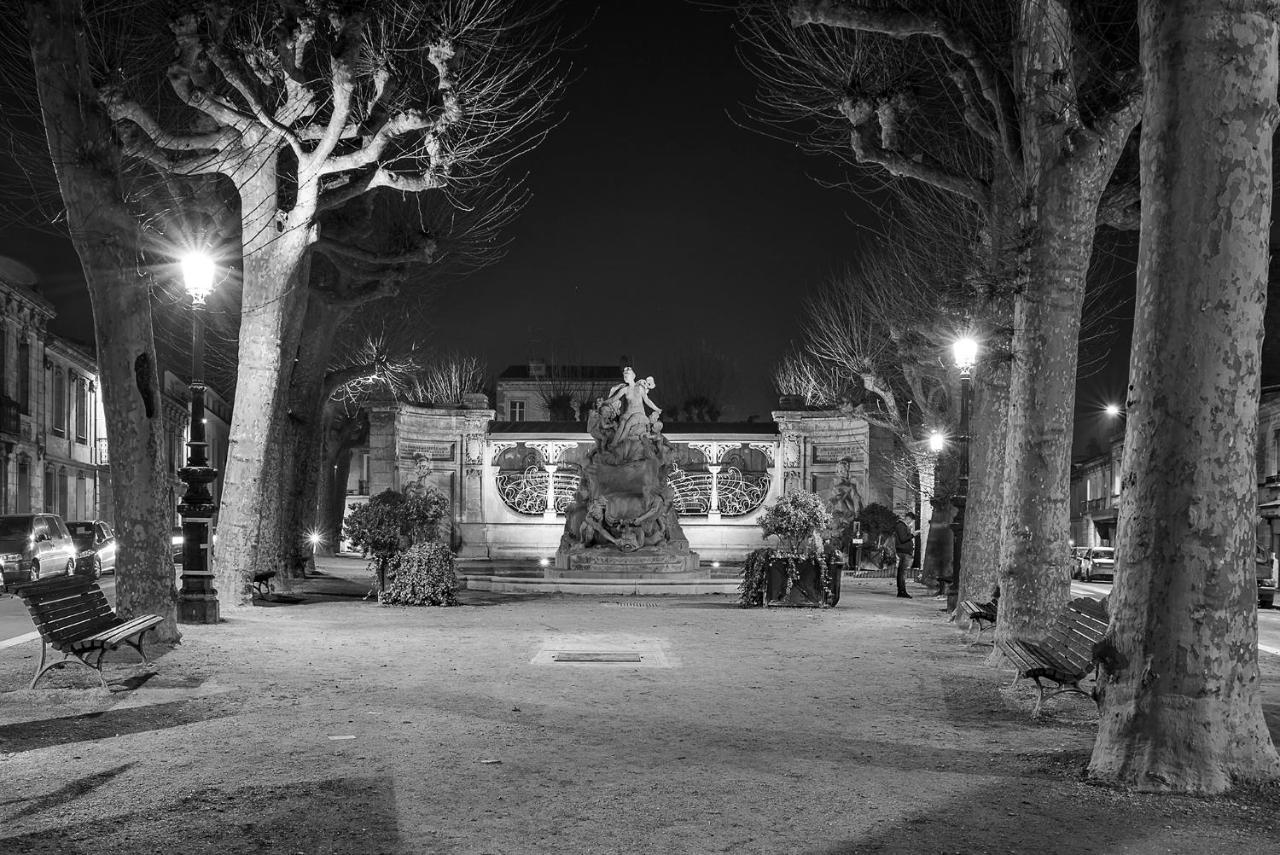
(1, 575, 1277, 854)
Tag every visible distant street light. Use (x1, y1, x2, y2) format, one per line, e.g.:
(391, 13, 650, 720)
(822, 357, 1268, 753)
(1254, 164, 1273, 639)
(947, 336, 977, 613)
(1104, 403, 1121, 417)
(928, 430, 946, 453)
(177, 251, 219, 624)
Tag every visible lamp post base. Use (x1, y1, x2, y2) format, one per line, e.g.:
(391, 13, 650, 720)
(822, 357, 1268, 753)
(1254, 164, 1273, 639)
(178, 570, 220, 624)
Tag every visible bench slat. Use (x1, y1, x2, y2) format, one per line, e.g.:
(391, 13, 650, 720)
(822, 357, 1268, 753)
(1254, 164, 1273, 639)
(75, 615, 164, 649)
(28, 595, 114, 624)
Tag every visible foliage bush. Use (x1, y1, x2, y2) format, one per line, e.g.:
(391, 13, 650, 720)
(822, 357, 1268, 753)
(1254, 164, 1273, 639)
(758, 490, 833, 554)
(343, 483, 451, 596)
(382, 542, 459, 606)
(856, 502, 899, 543)
(739, 547, 773, 606)
(344, 483, 450, 559)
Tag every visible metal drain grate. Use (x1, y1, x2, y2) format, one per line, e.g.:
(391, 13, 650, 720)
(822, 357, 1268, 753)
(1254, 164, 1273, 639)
(599, 601, 664, 608)
(552, 652, 644, 663)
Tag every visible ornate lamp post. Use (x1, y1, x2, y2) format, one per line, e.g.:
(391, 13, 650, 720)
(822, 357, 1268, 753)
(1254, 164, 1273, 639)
(177, 252, 219, 624)
(947, 337, 978, 613)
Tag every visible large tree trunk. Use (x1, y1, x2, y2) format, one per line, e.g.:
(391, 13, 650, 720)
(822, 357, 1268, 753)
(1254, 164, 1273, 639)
(996, 168, 1110, 641)
(212, 165, 311, 608)
(317, 405, 367, 555)
(27, 0, 177, 641)
(995, 1, 1138, 644)
(958, 356, 1009, 606)
(273, 299, 342, 578)
(1088, 0, 1280, 794)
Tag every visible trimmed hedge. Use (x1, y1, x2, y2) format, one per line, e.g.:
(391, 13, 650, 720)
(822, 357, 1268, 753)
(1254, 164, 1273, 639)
(381, 542, 459, 606)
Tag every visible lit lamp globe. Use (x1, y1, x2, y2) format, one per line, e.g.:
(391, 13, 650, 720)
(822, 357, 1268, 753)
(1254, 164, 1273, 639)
(181, 252, 216, 305)
(1104, 403, 1121, 417)
(952, 337, 979, 373)
(928, 430, 945, 453)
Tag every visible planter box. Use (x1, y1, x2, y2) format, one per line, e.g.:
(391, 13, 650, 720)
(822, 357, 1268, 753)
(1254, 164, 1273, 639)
(764, 556, 841, 607)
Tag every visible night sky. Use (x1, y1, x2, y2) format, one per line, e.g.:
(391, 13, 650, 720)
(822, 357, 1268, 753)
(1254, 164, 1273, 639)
(0, 1, 1151, 445)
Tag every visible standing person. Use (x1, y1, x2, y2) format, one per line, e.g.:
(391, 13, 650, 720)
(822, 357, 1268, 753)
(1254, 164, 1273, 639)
(893, 511, 919, 598)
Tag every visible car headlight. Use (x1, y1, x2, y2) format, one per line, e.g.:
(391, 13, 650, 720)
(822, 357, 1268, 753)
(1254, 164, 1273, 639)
(0, 552, 23, 562)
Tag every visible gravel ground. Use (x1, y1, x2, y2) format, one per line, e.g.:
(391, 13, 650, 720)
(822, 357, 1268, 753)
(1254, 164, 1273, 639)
(1, 567, 1278, 855)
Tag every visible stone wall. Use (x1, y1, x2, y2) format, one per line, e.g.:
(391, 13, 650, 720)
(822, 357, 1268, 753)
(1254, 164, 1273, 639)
(358, 405, 904, 564)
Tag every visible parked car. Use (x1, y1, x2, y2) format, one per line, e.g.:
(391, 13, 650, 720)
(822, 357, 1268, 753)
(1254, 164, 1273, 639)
(68, 520, 117, 578)
(0, 513, 79, 590)
(1070, 546, 1089, 579)
(1257, 545, 1277, 609)
(1080, 546, 1116, 582)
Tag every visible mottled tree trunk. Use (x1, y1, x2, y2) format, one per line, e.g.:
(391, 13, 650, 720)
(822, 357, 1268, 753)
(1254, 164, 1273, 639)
(996, 169, 1109, 642)
(957, 173, 1017, 612)
(212, 165, 311, 607)
(958, 356, 1009, 606)
(273, 300, 342, 578)
(1088, 0, 1280, 793)
(995, 0, 1137, 644)
(26, 0, 177, 641)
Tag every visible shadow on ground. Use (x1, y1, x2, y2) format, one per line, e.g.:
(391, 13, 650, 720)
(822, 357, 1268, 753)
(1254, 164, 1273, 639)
(0, 695, 240, 754)
(0, 776, 406, 855)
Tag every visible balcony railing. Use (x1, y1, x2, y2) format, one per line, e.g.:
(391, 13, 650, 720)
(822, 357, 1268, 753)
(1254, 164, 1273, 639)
(1082, 496, 1116, 514)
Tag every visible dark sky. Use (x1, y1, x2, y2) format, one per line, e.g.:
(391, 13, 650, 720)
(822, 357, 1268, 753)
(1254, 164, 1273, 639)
(0, 0, 1166, 447)
(422, 0, 874, 420)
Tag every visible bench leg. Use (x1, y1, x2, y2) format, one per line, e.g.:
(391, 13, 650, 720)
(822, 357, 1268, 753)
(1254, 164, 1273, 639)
(31, 644, 109, 690)
(1031, 677, 1048, 718)
(122, 626, 159, 667)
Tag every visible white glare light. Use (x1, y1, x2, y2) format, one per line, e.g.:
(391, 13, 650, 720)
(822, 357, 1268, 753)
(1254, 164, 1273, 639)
(181, 252, 217, 305)
(952, 337, 979, 372)
(928, 430, 945, 453)
(539, 557, 551, 567)
(1104, 404, 1121, 417)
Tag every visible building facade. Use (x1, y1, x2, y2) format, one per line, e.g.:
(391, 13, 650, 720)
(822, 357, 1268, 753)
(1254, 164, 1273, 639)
(1070, 385, 1280, 553)
(494, 361, 622, 422)
(0, 256, 108, 521)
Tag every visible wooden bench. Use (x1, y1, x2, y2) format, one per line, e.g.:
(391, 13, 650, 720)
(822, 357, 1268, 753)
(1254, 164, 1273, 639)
(958, 599, 998, 643)
(16, 575, 164, 689)
(997, 596, 1108, 717)
(253, 570, 277, 597)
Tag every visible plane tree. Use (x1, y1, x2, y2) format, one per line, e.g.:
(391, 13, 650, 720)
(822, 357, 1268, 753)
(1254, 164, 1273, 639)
(740, 0, 1142, 641)
(92, 0, 563, 606)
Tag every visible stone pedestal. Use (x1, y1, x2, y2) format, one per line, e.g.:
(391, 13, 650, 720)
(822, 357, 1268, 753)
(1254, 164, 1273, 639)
(553, 545, 700, 577)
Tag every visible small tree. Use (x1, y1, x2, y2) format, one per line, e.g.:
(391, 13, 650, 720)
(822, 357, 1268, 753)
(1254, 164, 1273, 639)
(342, 484, 449, 595)
(758, 490, 833, 555)
(857, 502, 900, 566)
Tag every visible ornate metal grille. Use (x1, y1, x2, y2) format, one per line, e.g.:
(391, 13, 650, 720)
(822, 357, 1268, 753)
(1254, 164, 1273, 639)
(496, 464, 770, 518)
(495, 466, 580, 514)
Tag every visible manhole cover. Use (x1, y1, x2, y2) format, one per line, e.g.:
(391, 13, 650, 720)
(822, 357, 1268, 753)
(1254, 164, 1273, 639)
(551, 652, 644, 663)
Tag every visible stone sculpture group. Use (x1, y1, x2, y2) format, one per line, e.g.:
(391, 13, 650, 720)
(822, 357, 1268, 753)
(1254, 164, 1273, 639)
(556, 367, 697, 572)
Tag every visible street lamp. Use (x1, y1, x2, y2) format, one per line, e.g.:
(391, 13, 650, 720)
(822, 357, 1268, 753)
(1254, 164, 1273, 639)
(928, 430, 946, 453)
(947, 336, 977, 613)
(177, 251, 219, 624)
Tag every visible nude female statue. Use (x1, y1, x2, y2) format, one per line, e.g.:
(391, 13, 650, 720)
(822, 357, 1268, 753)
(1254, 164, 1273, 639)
(605, 367, 661, 453)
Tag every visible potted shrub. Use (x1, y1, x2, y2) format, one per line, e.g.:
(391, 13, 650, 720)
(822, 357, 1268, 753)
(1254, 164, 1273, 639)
(342, 483, 456, 604)
(740, 490, 840, 607)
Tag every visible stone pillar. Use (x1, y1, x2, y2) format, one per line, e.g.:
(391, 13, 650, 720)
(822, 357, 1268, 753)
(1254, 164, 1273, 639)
(707, 464, 722, 523)
(543, 464, 558, 520)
